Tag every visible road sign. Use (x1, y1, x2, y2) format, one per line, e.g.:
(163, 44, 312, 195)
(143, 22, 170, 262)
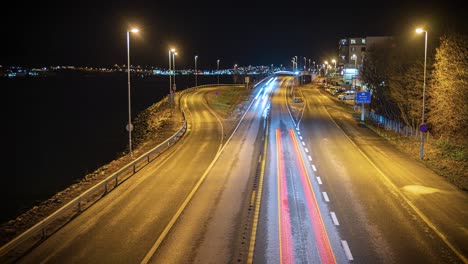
(355, 91, 371, 104)
(419, 123, 428, 133)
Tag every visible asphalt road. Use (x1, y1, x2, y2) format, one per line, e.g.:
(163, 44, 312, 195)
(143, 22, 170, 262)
(14, 75, 467, 264)
(253, 80, 467, 263)
(17, 87, 231, 263)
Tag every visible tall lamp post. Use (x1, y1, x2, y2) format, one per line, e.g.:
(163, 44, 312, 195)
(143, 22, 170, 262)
(169, 48, 175, 94)
(217, 59, 220, 84)
(126, 28, 139, 158)
(195, 55, 198, 87)
(294, 56, 298, 71)
(172, 51, 177, 91)
(416, 28, 428, 160)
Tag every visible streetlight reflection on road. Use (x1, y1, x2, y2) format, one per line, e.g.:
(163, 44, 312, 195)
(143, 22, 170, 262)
(416, 28, 428, 160)
(126, 28, 138, 158)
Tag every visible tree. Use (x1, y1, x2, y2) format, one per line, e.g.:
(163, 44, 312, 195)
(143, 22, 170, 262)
(429, 33, 468, 145)
(386, 39, 429, 131)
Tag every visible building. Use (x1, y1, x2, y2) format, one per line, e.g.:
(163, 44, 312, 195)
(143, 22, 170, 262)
(338, 36, 393, 86)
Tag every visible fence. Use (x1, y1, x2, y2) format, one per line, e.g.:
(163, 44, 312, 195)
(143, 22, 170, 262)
(364, 109, 430, 140)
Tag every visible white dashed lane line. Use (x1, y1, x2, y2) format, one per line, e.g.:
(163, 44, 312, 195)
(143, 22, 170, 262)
(316, 177, 322, 185)
(341, 240, 354, 260)
(322, 192, 330, 202)
(330, 212, 340, 225)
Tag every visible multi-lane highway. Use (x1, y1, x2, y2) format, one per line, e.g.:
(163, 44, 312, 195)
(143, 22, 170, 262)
(13, 74, 467, 264)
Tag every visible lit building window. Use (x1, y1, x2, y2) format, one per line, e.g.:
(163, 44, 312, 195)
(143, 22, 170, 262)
(362, 38, 366, 44)
(350, 39, 356, 44)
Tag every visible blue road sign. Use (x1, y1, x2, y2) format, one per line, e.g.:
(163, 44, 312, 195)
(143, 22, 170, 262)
(355, 91, 371, 104)
(419, 123, 428, 133)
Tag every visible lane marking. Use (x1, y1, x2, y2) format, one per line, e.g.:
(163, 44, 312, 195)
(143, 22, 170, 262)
(304, 148, 309, 153)
(341, 240, 354, 260)
(322, 192, 330, 202)
(312, 165, 317, 172)
(330, 212, 340, 226)
(301, 141, 305, 146)
(308, 155, 312, 161)
(316, 177, 322, 185)
(250, 190, 256, 207)
(289, 129, 337, 264)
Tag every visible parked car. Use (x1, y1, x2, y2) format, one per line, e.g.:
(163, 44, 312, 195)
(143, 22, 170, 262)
(338, 91, 355, 100)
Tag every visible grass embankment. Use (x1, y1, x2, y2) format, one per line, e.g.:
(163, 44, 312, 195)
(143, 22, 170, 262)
(205, 85, 250, 118)
(355, 113, 468, 191)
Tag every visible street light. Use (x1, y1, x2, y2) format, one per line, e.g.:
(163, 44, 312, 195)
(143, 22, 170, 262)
(172, 51, 177, 91)
(217, 59, 220, 84)
(303, 57, 306, 70)
(416, 28, 428, 160)
(169, 48, 175, 94)
(195, 55, 198, 87)
(126, 28, 138, 158)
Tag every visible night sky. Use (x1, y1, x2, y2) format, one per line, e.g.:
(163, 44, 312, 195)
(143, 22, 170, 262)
(4, 0, 466, 70)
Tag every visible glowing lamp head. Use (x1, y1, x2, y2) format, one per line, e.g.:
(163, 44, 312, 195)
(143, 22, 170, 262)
(415, 28, 424, 34)
(130, 28, 139, 33)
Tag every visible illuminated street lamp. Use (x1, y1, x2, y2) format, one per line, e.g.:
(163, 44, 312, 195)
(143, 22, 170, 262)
(126, 28, 138, 158)
(351, 54, 357, 69)
(303, 57, 306, 70)
(195, 55, 198, 87)
(217, 59, 220, 84)
(416, 28, 428, 160)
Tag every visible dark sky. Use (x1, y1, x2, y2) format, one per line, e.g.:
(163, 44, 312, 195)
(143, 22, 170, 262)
(4, 0, 466, 70)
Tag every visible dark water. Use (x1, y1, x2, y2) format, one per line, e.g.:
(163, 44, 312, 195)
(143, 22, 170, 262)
(7, 70, 240, 223)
